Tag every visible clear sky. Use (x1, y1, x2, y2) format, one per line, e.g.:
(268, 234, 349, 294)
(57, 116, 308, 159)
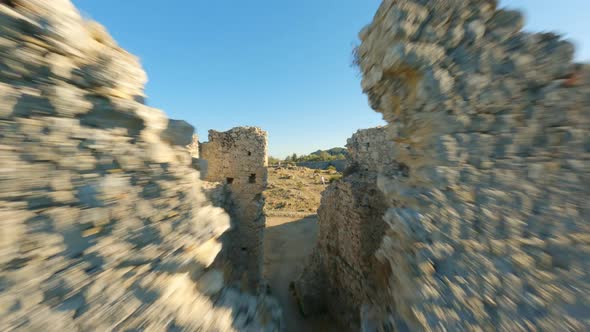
(72, 0, 588, 158)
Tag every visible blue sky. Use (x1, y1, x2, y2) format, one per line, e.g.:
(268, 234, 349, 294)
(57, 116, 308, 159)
(72, 0, 588, 158)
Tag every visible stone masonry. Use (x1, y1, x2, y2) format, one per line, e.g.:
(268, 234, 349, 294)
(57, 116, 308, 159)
(346, 126, 397, 175)
(298, 1, 589, 331)
(294, 126, 402, 329)
(2, 0, 589, 331)
(0, 1, 281, 331)
(200, 127, 269, 290)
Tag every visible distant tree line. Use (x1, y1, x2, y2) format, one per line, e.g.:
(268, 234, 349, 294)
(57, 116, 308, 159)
(268, 147, 348, 165)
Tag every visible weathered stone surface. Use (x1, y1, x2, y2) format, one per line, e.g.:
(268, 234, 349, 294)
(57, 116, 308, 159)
(200, 127, 268, 290)
(294, 127, 395, 330)
(299, 1, 590, 331)
(0, 1, 282, 331)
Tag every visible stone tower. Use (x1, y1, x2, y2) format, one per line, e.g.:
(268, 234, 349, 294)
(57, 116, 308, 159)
(200, 127, 268, 289)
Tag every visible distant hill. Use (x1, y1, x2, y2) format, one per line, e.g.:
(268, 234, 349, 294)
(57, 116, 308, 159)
(279, 147, 348, 163)
(309, 147, 349, 157)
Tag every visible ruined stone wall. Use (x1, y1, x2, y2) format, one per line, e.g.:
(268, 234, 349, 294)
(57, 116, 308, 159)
(346, 126, 397, 174)
(294, 127, 399, 329)
(0, 1, 281, 331)
(300, 1, 589, 331)
(200, 127, 268, 289)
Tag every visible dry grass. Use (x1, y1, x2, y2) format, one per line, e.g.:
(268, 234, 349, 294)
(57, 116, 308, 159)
(264, 166, 341, 216)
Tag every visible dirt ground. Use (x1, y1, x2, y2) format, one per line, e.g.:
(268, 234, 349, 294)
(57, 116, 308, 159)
(264, 166, 341, 216)
(264, 216, 343, 332)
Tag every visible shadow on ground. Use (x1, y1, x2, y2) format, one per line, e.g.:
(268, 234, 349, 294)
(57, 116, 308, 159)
(263, 215, 345, 332)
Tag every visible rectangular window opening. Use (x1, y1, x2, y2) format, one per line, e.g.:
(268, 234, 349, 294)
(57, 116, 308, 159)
(226, 177, 234, 184)
(249, 173, 256, 183)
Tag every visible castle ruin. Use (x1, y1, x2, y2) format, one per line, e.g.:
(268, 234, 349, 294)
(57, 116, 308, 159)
(200, 127, 269, 289)
(0, 0, 588, 331)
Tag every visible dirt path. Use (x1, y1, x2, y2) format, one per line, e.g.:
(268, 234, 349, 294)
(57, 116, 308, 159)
(264, 216, 339, 332)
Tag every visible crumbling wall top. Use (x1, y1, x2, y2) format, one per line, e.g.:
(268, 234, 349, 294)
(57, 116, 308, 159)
(347, 126, 397, 174)
(200, 126, 268, 186)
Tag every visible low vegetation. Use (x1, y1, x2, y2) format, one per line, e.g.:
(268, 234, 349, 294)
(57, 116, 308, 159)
(269, 147, 348, 165)
(264, 166, 342, 216)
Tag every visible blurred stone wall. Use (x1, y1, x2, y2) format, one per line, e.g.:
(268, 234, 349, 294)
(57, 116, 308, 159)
(297, 1, 589, 331)
(0, 1, 281, 331)
(200, 127, 268, 290)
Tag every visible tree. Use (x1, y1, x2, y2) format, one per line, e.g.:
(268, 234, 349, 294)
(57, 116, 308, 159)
(285, 155, 292, 162)
(292, 153, 298, 162)
(308, 154, 321, 162)
(319, 151, 330, 161)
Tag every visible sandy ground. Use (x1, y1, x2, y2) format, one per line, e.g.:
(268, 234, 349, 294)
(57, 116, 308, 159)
(264, 166, 340, 216)
(264, 216, 342, 332)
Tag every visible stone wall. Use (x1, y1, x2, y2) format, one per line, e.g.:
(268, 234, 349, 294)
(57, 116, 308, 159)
(346, 126, 397, 174)
(0, 1, 281, 331)
(200, 127, 268, 289)
(293, 126, 400, 329)
(298, 1, 589, 331)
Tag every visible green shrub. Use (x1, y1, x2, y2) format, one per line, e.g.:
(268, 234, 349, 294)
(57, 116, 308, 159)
(329, 174, 342, 183)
